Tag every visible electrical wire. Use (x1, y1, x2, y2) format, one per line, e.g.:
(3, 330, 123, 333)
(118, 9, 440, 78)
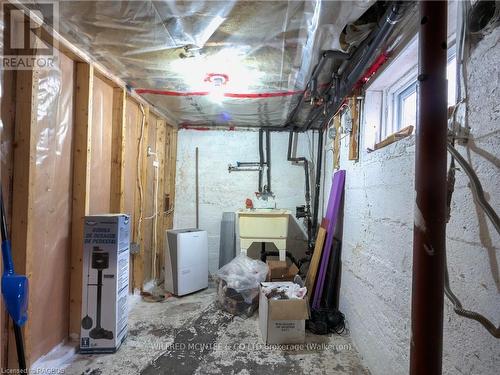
(445, 143, 500, 338)
(137, 104, 146, 247)
(442, 0, 499, 338)
(447, 144, 500, 236)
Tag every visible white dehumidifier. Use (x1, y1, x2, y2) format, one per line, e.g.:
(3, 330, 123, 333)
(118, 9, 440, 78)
(164, 228, 208, 296)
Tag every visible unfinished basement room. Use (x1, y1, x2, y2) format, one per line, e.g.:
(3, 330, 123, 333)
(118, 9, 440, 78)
(0, 0, 499, 374)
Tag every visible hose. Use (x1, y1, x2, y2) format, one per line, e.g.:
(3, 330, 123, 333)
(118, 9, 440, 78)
(445, 142, 500, 338)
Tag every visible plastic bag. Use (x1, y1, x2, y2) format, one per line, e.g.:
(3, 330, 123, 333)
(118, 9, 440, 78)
(215, 254, 268, 293)
(215, 254, 268, 316)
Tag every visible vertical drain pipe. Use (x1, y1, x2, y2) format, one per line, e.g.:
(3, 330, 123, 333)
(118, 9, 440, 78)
(410, 1, 448, 374)
(311, 129, 324, 237)
(258, 129, 264, 193)
(265, 130, 271, 193)
(195, 147, 199, 228)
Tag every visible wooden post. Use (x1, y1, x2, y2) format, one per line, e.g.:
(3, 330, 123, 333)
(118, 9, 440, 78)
(155, 120, 166, 280)
(69, 63, 94, 338)
(164, 127, 178, 229)
(132, 106, 149, 290)
(348, 96, 360, 161)
(110, 87, 127, 213)
(333, 114, 341, 170)
(8, 67, 39, 367)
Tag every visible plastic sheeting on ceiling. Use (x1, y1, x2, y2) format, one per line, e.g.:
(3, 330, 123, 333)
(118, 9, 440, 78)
(51, 0, 375, 127)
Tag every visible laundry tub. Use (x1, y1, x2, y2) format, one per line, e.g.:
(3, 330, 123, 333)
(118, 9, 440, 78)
(236, 209, 291, 261)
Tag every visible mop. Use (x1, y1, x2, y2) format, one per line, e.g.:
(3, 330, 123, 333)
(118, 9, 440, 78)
(0, 188, 28, 370)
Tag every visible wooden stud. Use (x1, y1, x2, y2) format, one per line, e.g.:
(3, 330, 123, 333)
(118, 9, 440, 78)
(164, 127, 178, 229)
(155, 121, 167, 280)
(9, 67, 39, 367)
(132, 106, 149, 291)
(373, 125, 414, 150)
(69, 63, 94, 338)
(348, 96, 360, 161)
(110, 88, 127, 213)
(333, 114, 341, 170)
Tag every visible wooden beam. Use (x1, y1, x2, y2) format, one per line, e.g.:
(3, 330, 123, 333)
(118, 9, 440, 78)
(333, 114, 341, 170)
(348, 96, 360, 161)
(69, 63, 94, 338)
(155, 120, 167, 280)
(132, 106, 149, 291)
(9, 67, 39, 367)
(164, 127, 178, 229)
(373, 125, 414, 150)
(110, 88, 127, 213)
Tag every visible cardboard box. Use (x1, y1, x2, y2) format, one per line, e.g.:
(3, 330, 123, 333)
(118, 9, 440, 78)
(266, 260, 299, 282)
(80, 215, 130, 353)
(259, 282, 309, 344)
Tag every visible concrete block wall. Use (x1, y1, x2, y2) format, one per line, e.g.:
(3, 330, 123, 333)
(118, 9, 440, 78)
(174, 130, 316, 273)
(335, 26, 500, 374)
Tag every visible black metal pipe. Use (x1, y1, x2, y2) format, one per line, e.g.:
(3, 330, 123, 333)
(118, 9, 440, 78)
(287, 132, 312, 248)
(410, 1, 448, 374)
(310, 50, 350, 99)
(258, 129, 264, 193)
(311, 129, 324, 236)
(285, 50, 350, 128)
(322, 1, 404, 126)
(265, 130, 271, 193)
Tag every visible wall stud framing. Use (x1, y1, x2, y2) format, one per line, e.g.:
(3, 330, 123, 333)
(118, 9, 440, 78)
(132, 106, 149, 291)
(69, 62, 94, 338)
(348, 96, 360, 161)
(110, 87, 127, 213)
(8, 66, 39, 367)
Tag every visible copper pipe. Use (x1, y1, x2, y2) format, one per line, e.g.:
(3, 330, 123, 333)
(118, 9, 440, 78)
(410, 1, 448, 374)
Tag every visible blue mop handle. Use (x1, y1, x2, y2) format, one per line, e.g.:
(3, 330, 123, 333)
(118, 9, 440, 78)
(2, 239, 15, 275)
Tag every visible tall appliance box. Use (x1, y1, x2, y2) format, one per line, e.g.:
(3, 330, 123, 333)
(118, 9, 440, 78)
(80, 214, 130, 353)
(165, 229, 208, 296)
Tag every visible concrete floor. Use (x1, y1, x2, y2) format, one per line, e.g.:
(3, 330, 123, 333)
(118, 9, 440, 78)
(60, 288, 370, 375)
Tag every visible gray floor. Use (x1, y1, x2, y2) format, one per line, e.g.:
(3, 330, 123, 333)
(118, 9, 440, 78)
(62, 288, 370, 375)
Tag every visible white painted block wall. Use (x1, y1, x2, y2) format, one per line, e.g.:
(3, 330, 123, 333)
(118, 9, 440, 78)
(174, 130, 317, 273)
(335, 26, 500, 374)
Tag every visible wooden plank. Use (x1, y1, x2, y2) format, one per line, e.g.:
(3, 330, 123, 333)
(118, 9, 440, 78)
(132, 106, 149, 291)
(9, 67, 39, 367)
(333, 114, 341, 170)
(110, 87, 127, 213)
(165, 127, 178, 229)
(373, 125, 414, 150)
(155, 120, 167, 281)
(69, 63, 94, 338)
(1, 54, 17, 372)
(312, 170, 346, 309)
(348, 96, 360, 161)
(304, 219, 329, 301)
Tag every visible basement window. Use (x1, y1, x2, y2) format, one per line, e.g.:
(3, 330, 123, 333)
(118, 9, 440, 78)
(364, 37, 457, 151)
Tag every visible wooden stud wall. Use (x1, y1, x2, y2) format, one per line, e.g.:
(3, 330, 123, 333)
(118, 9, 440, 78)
(348, 96, 360, 161)
(110, 88, 127, 213)
(132, 106, 149, 291)
(1, 5, 177, 366)
(69, 62, 94, 338)
(8, 67, 39, 367)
